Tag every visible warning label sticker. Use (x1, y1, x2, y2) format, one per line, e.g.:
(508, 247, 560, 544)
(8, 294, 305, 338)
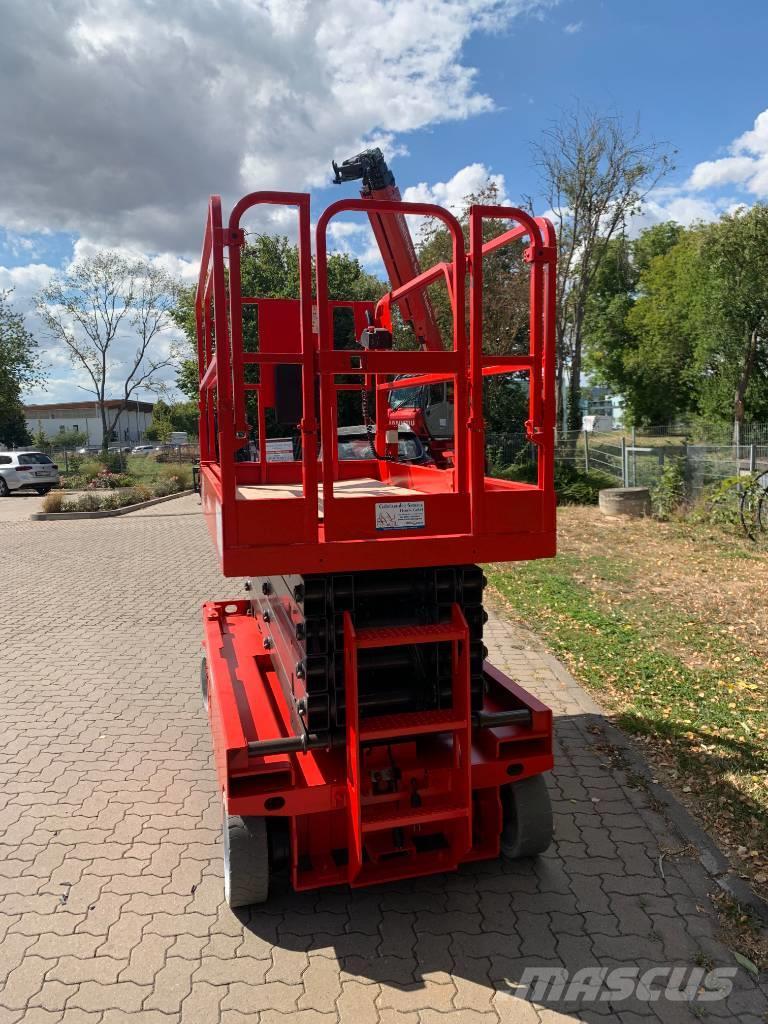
(375, 501, 426, 531)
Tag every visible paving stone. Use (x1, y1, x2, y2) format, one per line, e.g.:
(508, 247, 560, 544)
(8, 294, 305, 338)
(68, 981, 152, 1013)
(1, 498, 766, 1024)
(336, 979, 379, 1024)
(377, 979, 456, 1012)
(0, 956, 49, 1010)
(144, 957, 196, 1012)
(297, 954, 343, 1011)
(179, 980, 222, 1022)
(49, 955, 127, 985)
(265, 944, 310, 984)
(221, 981, 302, 1014)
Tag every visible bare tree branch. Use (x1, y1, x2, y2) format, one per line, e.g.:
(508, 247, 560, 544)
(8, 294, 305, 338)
(533, 106, 675, 432)
(35, 252, 179, 448)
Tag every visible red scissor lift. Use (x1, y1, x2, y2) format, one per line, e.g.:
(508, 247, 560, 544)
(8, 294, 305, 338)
(197, 185, 558, 905)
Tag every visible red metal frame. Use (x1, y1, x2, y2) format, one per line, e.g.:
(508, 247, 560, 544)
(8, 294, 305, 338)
(198, 190, 557, 891)
(204, 598, 553, 890)
(195, 192, 557, 577)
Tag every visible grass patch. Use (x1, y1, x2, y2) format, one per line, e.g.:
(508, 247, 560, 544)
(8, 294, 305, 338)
(487, 507, 768, 901)
(125, 455, 193, 485)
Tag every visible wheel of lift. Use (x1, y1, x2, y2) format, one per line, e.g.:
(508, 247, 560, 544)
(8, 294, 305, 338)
(222, 795, 270, 908)
(500, 773, 554, 859)
(200, 655, 208, 712)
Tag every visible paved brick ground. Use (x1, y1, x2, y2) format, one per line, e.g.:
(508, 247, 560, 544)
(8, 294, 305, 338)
(1, 494, 765, 1023)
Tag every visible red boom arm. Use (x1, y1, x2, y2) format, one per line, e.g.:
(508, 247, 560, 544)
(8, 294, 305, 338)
(332, 149, 443, 351)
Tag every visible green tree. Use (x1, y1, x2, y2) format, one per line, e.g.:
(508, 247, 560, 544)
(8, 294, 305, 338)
(171, 238, 387, 426)
(585, 208, 768, 430)
(36, 252, 179, 450)
(415, 181, 532, 434)
(145, 400, 174, 443)
(31, 425, 49, 449)
(0, 290, 42, 448)
(583, 222, 686, 425)
(624, 230, 704, 424)
(57, 428, 88, 447)
(175, 356, 200, 402)
(694, 205, 768, 435)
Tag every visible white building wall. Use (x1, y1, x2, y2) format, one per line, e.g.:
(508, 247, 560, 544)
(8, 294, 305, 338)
(26, 407, 154, 445)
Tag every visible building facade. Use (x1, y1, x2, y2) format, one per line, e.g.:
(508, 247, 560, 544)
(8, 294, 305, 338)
(23, 400, 155, 446)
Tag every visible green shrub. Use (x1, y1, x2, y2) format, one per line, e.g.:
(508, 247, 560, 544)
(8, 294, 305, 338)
(86, 471, 133, 490)
(75, 494, 102, 512)
(650, 458, 686, 520)
(60, 474, 87, 490)
(99, 492, 125, 511)
(67, 454, 84, 474)
(159, 464, 192, 489)
(79, 459, 105, 483)
(101, 451, 128, 473)
(495, 462, 538, 484)
(125, 484, 153, 505)
(689, 475, 752, 530)
(555, 465, 617, 505)
(41, 490, 65, 513)
(494, 462, 617, 505)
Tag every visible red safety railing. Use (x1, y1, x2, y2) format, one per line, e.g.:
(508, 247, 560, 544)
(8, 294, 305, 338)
(314, 198, 469, 533)
(195, 191, 557, 576)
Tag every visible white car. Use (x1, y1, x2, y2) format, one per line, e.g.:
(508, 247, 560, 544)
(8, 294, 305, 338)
(0, 451, 61, 496)
(131, 445, 155, 454)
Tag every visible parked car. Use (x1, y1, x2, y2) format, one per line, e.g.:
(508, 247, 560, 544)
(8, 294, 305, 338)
(0, 452, 61, 496)
(131, 445, 155, 454)
(335, 425, 434, 465)
(76, 445, 102, 455)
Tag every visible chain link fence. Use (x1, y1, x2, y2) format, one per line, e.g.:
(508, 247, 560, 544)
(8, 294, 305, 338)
(486, 424, 768, 500)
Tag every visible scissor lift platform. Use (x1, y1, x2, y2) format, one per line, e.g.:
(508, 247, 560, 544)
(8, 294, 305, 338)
(196, 187, 558, 903)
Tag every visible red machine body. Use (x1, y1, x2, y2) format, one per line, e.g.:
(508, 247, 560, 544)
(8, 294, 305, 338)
(197, 181, 558, 898)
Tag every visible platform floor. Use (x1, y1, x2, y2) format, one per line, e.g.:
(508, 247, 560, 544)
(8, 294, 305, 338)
(236, 476, 421, 510)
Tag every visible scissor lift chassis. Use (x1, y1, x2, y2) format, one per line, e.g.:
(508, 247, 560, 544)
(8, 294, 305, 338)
(203, 597, 553, 895)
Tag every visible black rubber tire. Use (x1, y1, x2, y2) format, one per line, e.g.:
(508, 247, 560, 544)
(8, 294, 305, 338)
(36, 486, 52, 495)
(223, 799, 270, 908)
(200, 655, 209, 712)
(500, 774, 554, 859)
(0, 478, 9, 497)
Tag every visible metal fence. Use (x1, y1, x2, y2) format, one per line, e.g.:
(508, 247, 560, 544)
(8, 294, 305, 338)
(0, 443, 200, 473)
(486, 427, 768, 499)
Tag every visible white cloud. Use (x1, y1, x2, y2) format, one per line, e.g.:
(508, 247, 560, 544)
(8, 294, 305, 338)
(563, 21, 582, 33)
(685, 108, 768, 198)
(627, 109, 768, 235)
(627, 184, 745, 235)
(686, 156, 757, 191)
(0, 0, 553, 256)
(0, 263, 57, 299)
(71, 238, 199, 283)
(402, 162, 509, 213)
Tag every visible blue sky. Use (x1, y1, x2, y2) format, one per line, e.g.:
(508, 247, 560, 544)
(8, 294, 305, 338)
(3, 0, 768, 402)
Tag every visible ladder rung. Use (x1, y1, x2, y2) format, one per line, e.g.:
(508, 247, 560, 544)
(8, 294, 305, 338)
(353, 622, 464, 649)
(362, 795, 468, 833)
(361, 708, 466, 741)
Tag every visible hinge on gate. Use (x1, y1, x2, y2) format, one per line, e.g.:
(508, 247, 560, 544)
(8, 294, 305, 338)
(523, 244, 556, 264)
(215, 226, 245, 247)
